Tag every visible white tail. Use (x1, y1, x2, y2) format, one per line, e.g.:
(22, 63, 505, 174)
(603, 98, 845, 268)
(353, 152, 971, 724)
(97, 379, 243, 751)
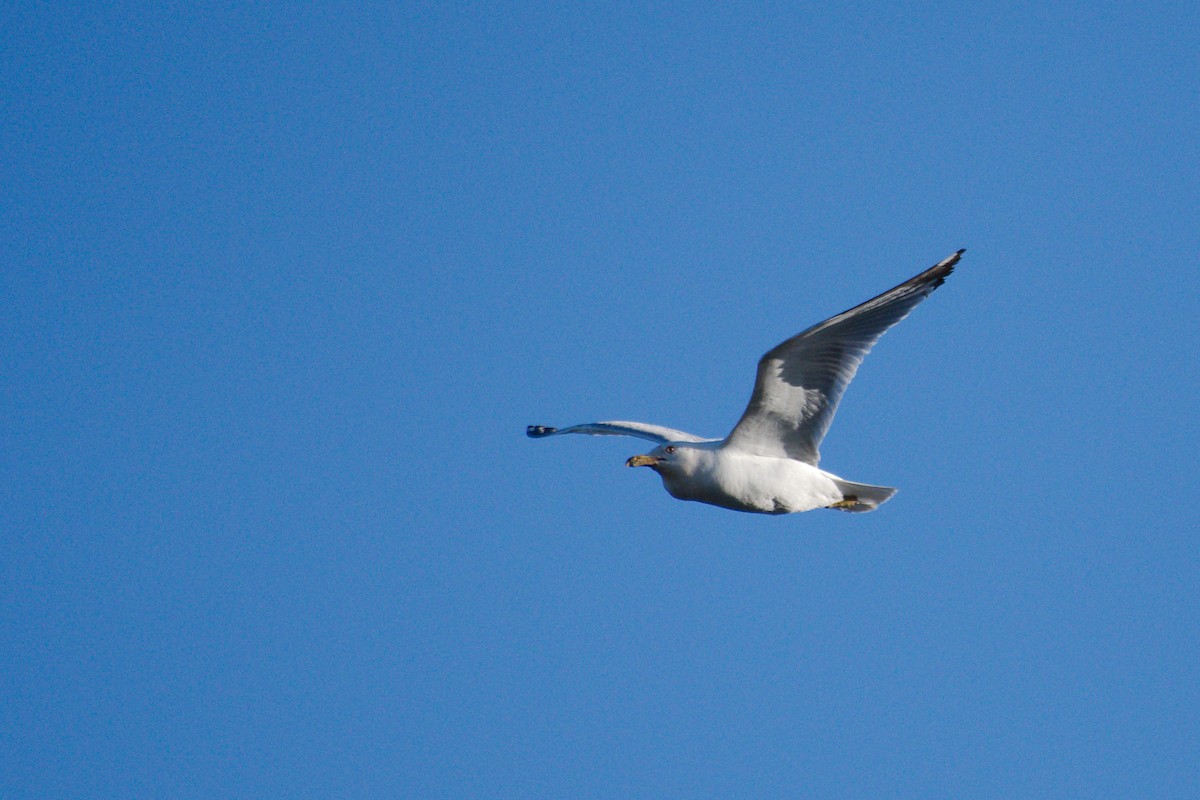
(829, 478, 898, 513)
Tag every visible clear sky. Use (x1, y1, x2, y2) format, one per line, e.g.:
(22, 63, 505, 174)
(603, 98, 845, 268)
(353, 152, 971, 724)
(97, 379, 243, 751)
(3, 2, 1198, 797)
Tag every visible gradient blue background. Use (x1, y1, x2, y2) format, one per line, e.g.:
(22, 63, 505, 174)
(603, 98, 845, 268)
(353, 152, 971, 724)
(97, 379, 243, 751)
(3, 2, 1198, 797)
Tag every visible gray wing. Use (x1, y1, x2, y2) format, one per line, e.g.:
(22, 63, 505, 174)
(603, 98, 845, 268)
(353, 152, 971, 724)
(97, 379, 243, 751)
(724, 250, 963, 464)
(526, 421, 715, 445)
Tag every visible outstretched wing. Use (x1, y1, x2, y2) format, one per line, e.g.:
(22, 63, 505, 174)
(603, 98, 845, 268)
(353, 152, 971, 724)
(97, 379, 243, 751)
(527, 421, 714, 445)
(724, 250, 963, 465)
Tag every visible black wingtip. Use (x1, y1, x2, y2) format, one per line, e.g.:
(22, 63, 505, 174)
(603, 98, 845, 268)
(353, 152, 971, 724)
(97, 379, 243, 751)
(938, 249, 965, 269)
(926, 249, 965, 286)
(527, 425, 557, 438)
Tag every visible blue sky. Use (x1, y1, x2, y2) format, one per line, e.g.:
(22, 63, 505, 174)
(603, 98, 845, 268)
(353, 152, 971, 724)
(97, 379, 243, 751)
(3, 2, 1198, 797)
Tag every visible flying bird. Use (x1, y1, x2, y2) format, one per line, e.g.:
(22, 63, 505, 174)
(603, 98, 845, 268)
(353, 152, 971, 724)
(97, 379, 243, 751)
(528, 250, 964, 514)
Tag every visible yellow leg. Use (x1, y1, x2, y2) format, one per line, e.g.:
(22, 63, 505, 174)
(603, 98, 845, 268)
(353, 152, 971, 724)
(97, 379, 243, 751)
(828, 495, 859, 510)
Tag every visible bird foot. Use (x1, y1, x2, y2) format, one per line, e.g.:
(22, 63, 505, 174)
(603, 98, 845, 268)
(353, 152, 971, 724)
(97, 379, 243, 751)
(828, 495, 859, 509)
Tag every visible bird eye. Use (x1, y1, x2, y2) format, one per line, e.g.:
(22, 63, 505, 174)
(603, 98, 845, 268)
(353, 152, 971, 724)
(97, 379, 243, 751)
(665, 446, 676, 454)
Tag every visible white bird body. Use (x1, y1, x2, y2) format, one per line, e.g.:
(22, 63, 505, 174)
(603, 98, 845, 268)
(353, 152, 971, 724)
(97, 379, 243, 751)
(649, 442, 842, 514)
(528, 250, 964, 515)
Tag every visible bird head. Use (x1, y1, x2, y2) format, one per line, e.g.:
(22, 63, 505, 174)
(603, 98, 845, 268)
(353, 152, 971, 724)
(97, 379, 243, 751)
(625, 443, 684, 472)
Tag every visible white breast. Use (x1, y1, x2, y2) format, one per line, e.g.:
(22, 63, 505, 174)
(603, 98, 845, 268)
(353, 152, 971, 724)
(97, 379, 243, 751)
(659, 447, 843, 514)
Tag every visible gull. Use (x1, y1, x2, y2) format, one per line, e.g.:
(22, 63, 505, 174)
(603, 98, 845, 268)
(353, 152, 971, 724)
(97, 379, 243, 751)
(528, 250, 964, 514)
